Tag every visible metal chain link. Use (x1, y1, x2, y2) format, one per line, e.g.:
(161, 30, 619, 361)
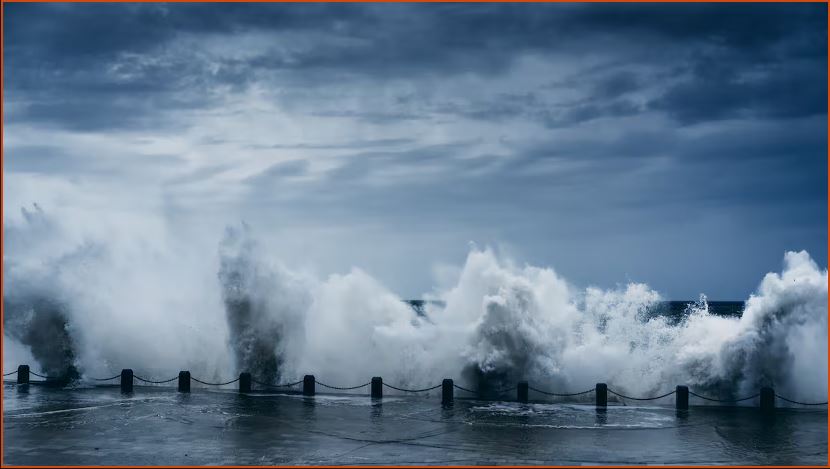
(191, 377, 240, 386)
(529, 386, 595, 397)
(452, 384, 477, 394)
(90, 374, 122, 381)
(8, 363, 824, 408)
(316, 381, 370, 390)
(689, 390, 759, 403)
(382, 382, 443, 393)
(134, 375, 179, 384)
(775, 394, 828, 406)
(608, 388, 676, 401)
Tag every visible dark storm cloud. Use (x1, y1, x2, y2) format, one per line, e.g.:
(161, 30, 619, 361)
(6, 3, 826, 131)
(5, 3, 368, 62)
(591, 72, 642, 100)
(8, 3, 821, 58)
(650, 60, 828, 124)
(428, 86, 645, 128)
(539, 99, 644, 128)
(4, 3, 826, 298)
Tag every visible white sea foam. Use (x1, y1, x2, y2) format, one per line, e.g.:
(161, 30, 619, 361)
(4, 209, 827, 404)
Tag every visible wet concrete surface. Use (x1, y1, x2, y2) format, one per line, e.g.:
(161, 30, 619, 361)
(3, 383, 827, 465)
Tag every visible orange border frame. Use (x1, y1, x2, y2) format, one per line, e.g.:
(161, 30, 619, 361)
(0, 1, 827, 468)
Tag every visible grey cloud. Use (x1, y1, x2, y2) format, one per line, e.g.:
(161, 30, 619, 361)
(6, 3, 826, 132)
(539, 99, 644, 128)
(308, 110, 429, 124)
(431, 93, 540, 122)
(248, 138, 414, 151)
(163, 164, 235, 187)
(3, 3, 826, 299)
(651, 59, 827, 124)
(591, 71, 642, 99)
(245, 160, 310, 186)
(6, 144, 183, 176)
(432, 92, 644, 128)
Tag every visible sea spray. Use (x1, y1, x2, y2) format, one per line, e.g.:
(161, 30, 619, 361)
(433, 248, 827, 401)
(3, 210, 827, 404)
(432, 250, 678, 395)
(2, 211, 104, 379)
(292, 266, 439, 388)
(3, 206, 234, 382)
(3, 295, 79, 381)
(676, 251, 828, 402)
(218, 223, 310, 384)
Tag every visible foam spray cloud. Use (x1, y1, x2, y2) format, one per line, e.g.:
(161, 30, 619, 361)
(217, 223, 311, 384)
(3, 205, 234, 382)
(3, 209, 827, 404)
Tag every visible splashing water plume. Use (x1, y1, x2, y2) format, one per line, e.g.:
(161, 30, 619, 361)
(3, 208, 827, 404)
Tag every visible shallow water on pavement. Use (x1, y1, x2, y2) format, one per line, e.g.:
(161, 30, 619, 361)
(3, 383, 827, 465)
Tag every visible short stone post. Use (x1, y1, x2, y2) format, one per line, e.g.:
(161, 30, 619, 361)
(239, 372, 252, 393)
(120, 369, 133, 393)
(676, 385, 689, 410)
(596, 383, 607, 407)
(17, 365, 29, 385)
(303, 375, 315, 396)
(371, 377, 382, 399)
(178, 371, 190, 393)
(518, 381, 529, 403)
(442, 379, 453, 406)
(760, 386, 775, 412)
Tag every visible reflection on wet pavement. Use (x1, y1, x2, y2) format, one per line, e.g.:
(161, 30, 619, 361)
(4, 384, 827, 465)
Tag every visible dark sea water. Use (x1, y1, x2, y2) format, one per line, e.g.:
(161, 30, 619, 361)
(3, 382, 826, 465)
(662, 300, 743, 316)
(5, 299, 826, 466)
(407, 299, 745, 320)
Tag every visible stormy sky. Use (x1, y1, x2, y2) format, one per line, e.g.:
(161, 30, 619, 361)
(3, 3, 827, 300)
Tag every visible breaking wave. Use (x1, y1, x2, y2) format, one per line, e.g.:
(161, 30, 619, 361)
(3, 209, 827, 404)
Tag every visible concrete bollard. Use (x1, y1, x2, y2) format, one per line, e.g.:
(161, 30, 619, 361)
(676, 385, 689, 410)
(239, 372, 252, 393)
(17, 365, 29, 385)
(178, 371, 190, 393)
(442, 379, 453, 406)
(303, 375, 315, 396)
(596, 383, 607, 407)
(371, 377, 382, 399)
(518, 381, 529, 403)
(760, 386, 775, 412)
(121, 369, 133, 393)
